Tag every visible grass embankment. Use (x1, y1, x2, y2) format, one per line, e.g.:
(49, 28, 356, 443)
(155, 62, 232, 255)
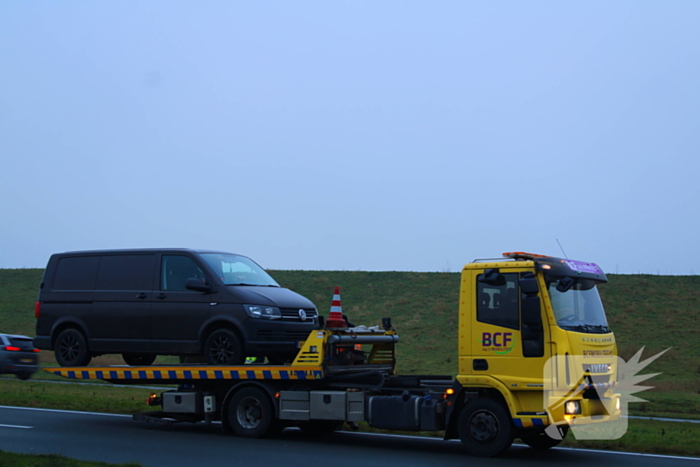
(0, 450, 140, 467)
(0, 268, 698, 457)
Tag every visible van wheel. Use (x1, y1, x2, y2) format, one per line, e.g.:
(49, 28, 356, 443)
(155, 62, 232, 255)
(17, 372, 32, 381)
(55, 329, 92, 367)
(227, 387, 280, 438)
(122, 353, 157, 366)
(204, 329, 244, 365)
(458, 399, 514, 457)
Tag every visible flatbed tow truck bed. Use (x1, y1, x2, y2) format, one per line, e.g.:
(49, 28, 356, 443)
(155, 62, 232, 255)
(45, 365, 326, 384)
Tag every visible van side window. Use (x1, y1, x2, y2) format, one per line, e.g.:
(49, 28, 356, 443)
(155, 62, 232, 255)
(52, 256, 100, 290)
(96, 255, 156, 290)
(476, 273, 520, 330)
(161, 256, 205, 291)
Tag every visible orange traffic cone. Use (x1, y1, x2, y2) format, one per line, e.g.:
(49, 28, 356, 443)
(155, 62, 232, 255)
(325, 286, 348, 330)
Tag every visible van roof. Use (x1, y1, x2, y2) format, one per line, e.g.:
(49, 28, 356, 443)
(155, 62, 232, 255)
(56, 248, 241, 256)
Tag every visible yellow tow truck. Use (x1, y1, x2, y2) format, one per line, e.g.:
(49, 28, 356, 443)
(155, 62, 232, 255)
(46, 252, 620, 457)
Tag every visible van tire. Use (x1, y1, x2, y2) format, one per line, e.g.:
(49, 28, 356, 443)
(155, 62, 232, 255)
(204, 329, 244, 365)
(122, 353, 157, 366)
(55, 328, 92, 367)
(457, 398, 514, 457)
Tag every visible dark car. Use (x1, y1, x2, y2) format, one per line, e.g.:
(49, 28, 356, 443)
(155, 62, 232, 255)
(0, 333, 39, 380)
(33, 249, 318, 367)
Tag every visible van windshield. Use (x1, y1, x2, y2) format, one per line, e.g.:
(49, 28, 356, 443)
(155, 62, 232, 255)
(200, 254, 280, 287)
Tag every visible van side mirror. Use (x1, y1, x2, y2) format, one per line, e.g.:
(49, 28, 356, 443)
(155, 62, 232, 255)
(478, 268, 506, 286)
(185, 278, 212, 293)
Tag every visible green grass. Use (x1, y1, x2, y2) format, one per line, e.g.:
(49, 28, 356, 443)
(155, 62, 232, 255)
(560, 418, 700, 457)
(1, 268, 698, 457)
(0, 378, 152, 413)
(0, 450, 141, 467)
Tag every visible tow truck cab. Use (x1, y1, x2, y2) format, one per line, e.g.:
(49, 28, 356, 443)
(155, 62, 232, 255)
(456, 252, 619, 434)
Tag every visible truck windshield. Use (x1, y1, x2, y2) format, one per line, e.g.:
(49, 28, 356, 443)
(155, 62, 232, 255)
(200, 254, 280, 287)
(548, 279, 610, 333)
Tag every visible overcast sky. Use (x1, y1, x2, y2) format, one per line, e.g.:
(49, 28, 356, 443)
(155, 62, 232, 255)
(1, 2, 699, 275)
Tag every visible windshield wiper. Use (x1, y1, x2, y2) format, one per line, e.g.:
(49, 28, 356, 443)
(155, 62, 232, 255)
(560, 324, 610, 334)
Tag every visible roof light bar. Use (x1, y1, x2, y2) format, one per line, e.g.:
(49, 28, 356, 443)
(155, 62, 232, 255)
(502, 252, 549, 260)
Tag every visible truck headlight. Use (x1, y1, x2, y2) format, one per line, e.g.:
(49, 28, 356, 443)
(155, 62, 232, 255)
(244, 305, 282, 320)
(565, 400, 582, 415)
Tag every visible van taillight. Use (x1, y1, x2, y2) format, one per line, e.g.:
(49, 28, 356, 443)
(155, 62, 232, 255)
(5, 346, 21, 352)
(35, 302, 41, 319)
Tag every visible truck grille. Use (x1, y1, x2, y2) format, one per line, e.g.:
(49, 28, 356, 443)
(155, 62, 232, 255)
(583, 363, 611, 374)
(279, 308, 318, 322)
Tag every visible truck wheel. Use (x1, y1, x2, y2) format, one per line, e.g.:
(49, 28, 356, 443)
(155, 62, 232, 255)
(520, 426, 568, 450)
(55, 329, 92, 367)
(458, 399, 514, 457)
(204, 329, 244, 365)
(227, 387, 279, 438)
(122, 353, 157, 366)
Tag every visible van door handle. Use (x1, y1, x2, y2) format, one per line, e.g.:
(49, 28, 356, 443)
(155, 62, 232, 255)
(157, 293, 167, 300)
(136, 293, 147, 299)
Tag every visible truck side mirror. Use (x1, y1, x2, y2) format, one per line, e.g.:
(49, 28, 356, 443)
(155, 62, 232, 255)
(185, 278, 212, 293)
(478, 269, 506, 286)
(556, 276, 575, 293)
(519, 274, 539, 295)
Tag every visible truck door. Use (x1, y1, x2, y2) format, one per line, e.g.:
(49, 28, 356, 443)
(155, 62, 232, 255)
(470, 268, 550, 388)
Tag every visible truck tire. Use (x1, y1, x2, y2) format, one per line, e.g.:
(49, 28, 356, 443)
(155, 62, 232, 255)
(204, 329, 244, 365)
(520, 426, 568, 450)
(55, 328, 92, 367)
(227, 387, 280, 438)
(122, 353, 157, 366)
(458, 399, 514, 457)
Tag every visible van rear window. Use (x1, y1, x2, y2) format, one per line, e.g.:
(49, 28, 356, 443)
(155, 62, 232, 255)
(95, 255, 156, 290)
(52, 256, 100, 290)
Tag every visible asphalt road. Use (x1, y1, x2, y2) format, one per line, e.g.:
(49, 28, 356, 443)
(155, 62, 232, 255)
(1, 406, 699, 467)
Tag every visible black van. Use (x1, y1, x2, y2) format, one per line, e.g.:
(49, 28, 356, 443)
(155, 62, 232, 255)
(34, 249, 318, 367)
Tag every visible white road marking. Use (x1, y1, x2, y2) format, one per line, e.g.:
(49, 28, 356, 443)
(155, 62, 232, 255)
(0, 405, 131, 418)
(0, 424, 33, 429)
